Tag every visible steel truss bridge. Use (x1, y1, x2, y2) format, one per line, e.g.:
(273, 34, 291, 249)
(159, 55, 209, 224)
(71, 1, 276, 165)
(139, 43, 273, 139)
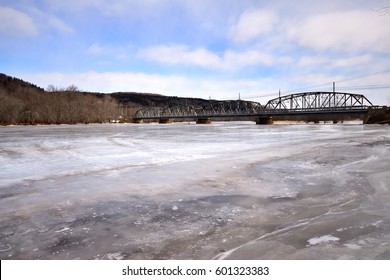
(134, 92, 375, 124)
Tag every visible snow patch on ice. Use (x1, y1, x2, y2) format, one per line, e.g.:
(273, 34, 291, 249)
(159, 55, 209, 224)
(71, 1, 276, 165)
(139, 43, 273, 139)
(55, 227, 70, 233)
(106, 252, 124, 260)
(344, 243, 362, 250)
(307, 235, 340, 246)
(339, 155, 378, 169)
(372, 220, 383, 227)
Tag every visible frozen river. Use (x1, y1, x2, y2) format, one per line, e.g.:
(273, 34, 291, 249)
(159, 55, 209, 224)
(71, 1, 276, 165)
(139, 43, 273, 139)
(0, 122, 389, 260)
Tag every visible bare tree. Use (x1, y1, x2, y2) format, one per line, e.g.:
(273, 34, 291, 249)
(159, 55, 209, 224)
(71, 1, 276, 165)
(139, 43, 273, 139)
(0, 91, 24, 124)
(1, 73, 130, 125)
(46, 84, 80, 92)
(46, 84, 58, 92)
(65, 84, 79, 92)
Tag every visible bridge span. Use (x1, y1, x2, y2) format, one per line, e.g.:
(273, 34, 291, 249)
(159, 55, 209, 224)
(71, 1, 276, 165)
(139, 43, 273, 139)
(134, 91, 379, 124)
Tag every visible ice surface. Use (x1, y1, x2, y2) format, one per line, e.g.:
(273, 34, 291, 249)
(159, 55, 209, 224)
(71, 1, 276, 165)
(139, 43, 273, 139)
(0, 122, 390, 259)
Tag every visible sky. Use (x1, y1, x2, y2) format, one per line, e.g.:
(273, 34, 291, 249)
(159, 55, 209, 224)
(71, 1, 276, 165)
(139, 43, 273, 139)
(1, 0, 390, 105)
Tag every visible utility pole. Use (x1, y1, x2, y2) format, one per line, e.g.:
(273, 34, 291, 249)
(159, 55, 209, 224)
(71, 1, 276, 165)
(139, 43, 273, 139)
(332, 82, 336, 108)
(238, 92, 241, 100)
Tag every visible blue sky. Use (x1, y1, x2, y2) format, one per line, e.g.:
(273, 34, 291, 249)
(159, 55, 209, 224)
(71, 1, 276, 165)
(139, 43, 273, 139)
(1, 0, 390, 105)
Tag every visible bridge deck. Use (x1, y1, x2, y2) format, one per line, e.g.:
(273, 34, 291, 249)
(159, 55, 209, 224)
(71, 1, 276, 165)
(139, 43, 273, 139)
(134, 107, 370, 120)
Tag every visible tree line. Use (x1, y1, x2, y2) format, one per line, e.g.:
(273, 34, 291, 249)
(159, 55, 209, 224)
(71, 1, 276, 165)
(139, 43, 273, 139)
(0, 73, 216, 125)
(0, 74, 136, 125)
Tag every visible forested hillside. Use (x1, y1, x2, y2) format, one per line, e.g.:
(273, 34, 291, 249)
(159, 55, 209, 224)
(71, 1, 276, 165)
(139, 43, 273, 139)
(110, 92, 214, 110)
(0, 74, 123, 124)
(0, 73, 213, 125)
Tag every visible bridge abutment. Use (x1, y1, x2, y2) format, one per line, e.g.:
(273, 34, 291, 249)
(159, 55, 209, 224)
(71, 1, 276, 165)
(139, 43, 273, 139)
(159, 118, 172, 124)
(196, 118, 212, 124)
(256, 116, 273, 125)
(364, 106, 390, 124)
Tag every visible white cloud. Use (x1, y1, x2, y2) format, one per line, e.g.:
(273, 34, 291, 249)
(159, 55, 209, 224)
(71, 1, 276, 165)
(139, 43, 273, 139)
(87, 43, 104, 55)
(224, 50, 274, 67)
(138, 44, 292, 70)
(26, 6, 73, 34)
(230, 9, 279, 43)
(0, 6, 38, 37)
(41, 0, 168, 17)
(20, 68, 390, 105)
(291, 73, 345, 90)
(25, 71, 190, 95)
(138, 45, 223, 69)
(22, 71, 282, 101)
(334, 55, 373, 68)
(5, 1, 390, 106)
(0, 6, 73, 38)
(298, 54, 373, 68)
(44, 13, 73, 34)
(297, 56, 329, 67)
(86, 43, 132, 60)
(224, 49, 293, 67)
(288, 10, 390, 53)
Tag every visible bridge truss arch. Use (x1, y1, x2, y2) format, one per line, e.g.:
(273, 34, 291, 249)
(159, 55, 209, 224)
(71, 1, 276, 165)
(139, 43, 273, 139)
(200, 100, 263, 116)
(134, 107, 164, 119)
(135, 100, 263, 119)
(265, 92, 373, 111)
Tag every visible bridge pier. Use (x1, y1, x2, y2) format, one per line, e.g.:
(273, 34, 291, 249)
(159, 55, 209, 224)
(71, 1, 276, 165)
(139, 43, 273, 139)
(133, 119, 144, 124)
(256, 116, 273, 125)
(159, 118, 172, 124)
(196, 118, 212, 124)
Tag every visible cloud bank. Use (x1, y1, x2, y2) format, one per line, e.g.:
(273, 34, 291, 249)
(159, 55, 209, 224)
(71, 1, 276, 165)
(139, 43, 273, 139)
(1, 0, 389, 105)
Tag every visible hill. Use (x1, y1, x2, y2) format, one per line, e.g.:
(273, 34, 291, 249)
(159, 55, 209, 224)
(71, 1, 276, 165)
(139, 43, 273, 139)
(0, 73, 213, 125)
(0, 73, 44, 93)
(111, 92, 213, 107)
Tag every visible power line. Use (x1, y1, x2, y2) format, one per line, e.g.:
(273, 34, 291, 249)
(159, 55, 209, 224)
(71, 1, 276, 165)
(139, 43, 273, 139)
(334, 69, 390, 83)
(336, 84, 390, 90)
(244, 83, 390, 100)
(244, 70, 390, 100)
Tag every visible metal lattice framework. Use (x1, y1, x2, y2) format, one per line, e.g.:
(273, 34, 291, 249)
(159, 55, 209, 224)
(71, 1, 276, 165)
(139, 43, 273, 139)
(265, 92, 373, 111)
(134, 92, 374, 120)
(135, 100, 263, 119)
